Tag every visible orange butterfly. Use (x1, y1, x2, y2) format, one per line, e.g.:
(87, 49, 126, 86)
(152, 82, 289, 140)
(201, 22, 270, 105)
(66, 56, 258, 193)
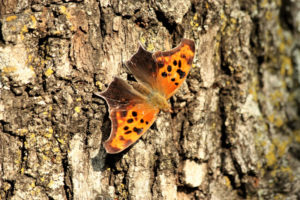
(99, 39, 195, 153)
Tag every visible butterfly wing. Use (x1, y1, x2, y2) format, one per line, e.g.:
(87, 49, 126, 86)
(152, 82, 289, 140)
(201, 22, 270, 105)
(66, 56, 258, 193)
(153, 39, 195, 99)
(125, 43, 157, 89)
(99, 77, 159, 154)
(104, 104, 159, 154)
(126, 39, 195, 99)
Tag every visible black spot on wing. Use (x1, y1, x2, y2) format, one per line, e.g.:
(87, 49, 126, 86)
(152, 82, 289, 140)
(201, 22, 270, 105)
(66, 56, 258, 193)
(171, 78, 175, 82)
(125, 130, 132, 134)
(176, 69, 186, 79)
(167, 65, 172, 72)
(123, 126, 129, 130)
(161, 72, 167, 77)
(127, 119, 134, 123)
(178, 60, 182, 68)
(173, 60, 177, 66)
(140, 119, 144, 123)
(132, 111, 137, 117)
(133, 127, 143, 135)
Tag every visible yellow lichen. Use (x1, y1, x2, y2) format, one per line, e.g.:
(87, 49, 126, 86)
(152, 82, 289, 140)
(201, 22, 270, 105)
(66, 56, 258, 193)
(29, 65, 34, 72)
(139, 37, 146, 45)
(205, 2, 210, 9)
(280, 62, 286, 76)
(45, 133, 52, 138)
(230, 18, 237, 24)
(276, 0, 282, 6)
(270, 90, 283, 106)
(147, 43, 154, 51)
(2, 66, 17, 75)
(20, 129, 28, 136)
(190, 20, 194, 26)
(293, 130, 300, 143)
(280, 55, 292, 75)
(271, 166, 293, 182)
(55, 155, 62, 162)
(279, 42, 286, 53)
(266, 144, 276, 167)
(274, 194, 285, 200)
(228, 65, 234, 73)
(53, 147, 60, 153)
(70, 25, 76, 31)
(193, 14, 198, 21)
(273, 137, 290, 157)
(190, 14, 199, 28)
(20, 25, 28, 40)
(45, 68, 54, 77)
(30, 133, 35, 139)
(6, 15, 17, 22)
(260, 140, 267, 147)
(277, 27, 283, 38)
(30, 15, 37, 28)
(42, 154, 49, 161)
(76, 97, 82, 102)
(274, 117, 283, 128)
(59, 5, 71, 19)
(57, 138, 65, 144)
(224, 176, 231, 188)
(47, 180, 54, 188)
(27, 54, 32, 63)
(265, 11, 273, 21)
(24, 141, 29, 148)
(248, 80, 258, 102)
(260, 0, 268, 7)
(31, 181, 36, 188)
(74, 106, 81, 113)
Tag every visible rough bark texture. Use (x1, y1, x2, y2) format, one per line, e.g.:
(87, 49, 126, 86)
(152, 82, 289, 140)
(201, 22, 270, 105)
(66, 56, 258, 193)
(0, 0, 300, 199)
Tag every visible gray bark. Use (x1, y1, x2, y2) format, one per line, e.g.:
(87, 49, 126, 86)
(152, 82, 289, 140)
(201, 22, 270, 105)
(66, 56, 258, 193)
(0, 0, 300, 199)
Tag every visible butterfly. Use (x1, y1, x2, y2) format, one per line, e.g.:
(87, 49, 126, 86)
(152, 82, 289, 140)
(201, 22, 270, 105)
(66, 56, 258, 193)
(99, 39, 195, 154)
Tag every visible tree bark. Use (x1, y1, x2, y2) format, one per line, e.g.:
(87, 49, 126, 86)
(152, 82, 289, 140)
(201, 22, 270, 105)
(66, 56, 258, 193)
(1, 0, 300, 199)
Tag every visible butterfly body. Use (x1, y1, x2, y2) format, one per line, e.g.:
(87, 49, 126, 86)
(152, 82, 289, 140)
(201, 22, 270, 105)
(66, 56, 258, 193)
(128, 81, 171, 112)
(100, 39, 195, 154)
(146, 90, 171, 112)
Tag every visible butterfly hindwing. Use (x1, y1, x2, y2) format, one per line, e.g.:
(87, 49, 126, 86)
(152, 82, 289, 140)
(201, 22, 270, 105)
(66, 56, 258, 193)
(99, 77, 159, 153)
(98, 77, 145, 108)
(104, 105, 159, 153)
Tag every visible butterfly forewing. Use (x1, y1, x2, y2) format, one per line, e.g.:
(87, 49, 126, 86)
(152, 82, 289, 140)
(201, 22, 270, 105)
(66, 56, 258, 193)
(153, 39, 195, 99)
(127, 39, 195, 99)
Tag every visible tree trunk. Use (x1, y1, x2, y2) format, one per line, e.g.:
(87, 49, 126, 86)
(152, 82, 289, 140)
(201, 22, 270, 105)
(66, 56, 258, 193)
(1, 0, 300, 199)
